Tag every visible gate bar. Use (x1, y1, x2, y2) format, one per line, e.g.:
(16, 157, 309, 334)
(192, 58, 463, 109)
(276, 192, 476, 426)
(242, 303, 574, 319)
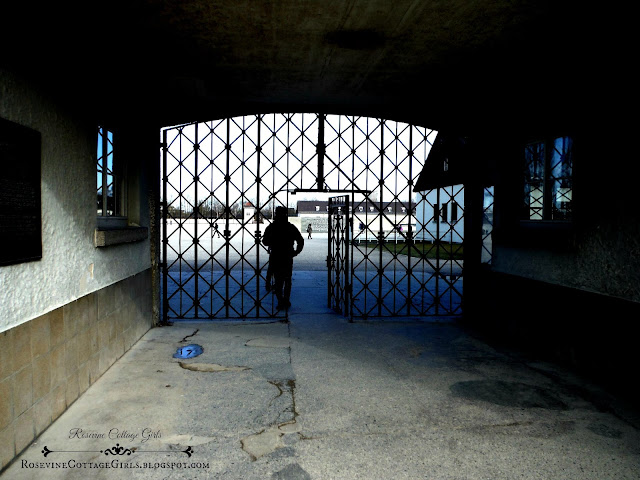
(162, 129, 168, 324)
(378, 119, 384, 317)
(327, 196, 333, 309)
(290, 188, 372, 194)
(225, 118, 230, 318)
(407, 127, 413, 315)
(317, 114, 325, 191)
(194, 122, 199, 319)
(435, 187, 441, 315)
(344, 196, 350, 318)
(256, 114, 262, 316)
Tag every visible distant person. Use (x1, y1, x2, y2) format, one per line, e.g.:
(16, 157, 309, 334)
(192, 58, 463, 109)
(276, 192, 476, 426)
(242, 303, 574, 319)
(306, 223, 313, 239)
(213, 222, 222, 238)
(262, 206, 304, 310)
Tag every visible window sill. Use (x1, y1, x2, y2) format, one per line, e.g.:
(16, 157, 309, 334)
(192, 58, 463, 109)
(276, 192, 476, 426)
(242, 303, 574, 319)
(97, 216, 128, 229)
(94, 226, 148, 248)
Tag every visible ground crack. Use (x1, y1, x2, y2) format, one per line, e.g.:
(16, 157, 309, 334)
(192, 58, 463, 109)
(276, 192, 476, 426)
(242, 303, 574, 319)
(180, 329, 199, 343)
(241, 379, 301, 461)
(178, 362, 250, 372)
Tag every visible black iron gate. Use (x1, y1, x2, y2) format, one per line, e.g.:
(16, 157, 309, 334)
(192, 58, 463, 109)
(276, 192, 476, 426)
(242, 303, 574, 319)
(161, 114, 462, 321)
(326, 190, 464, 320)
(328, 196, 350, 315)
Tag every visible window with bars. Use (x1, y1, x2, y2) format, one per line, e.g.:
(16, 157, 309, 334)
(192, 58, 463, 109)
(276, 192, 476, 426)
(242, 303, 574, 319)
(523, 136, 573, 221)
(482, 186, 494, 264)
(97, 126, 120, 217)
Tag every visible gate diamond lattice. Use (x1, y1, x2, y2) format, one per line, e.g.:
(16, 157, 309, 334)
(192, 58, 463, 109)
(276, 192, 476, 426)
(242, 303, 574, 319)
(161, 114, 463, 321)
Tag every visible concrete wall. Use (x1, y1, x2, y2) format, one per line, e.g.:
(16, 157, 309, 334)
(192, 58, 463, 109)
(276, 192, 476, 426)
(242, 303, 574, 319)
(0, 68, 155, 471)
(0, 68, 151, 333)
(488, 132, 640, 304)
(466, 129, 640, 391)
(0, 271, 153, 471)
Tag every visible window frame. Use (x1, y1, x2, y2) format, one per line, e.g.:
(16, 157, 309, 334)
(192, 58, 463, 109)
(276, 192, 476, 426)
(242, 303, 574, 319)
(451, 202, 458, 223)
(522, 136, 574, 222)
(97, 126, 127, 228)
(440, 202, 448, 223)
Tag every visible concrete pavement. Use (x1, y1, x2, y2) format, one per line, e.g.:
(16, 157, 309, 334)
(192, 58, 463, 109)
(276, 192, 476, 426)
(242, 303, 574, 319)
(3, 274, 639, 479)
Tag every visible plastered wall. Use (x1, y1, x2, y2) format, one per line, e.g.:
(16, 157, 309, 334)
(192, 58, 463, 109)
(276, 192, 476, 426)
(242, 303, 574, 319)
(0, 68, 151, 333)
(488, 132, 640, 306)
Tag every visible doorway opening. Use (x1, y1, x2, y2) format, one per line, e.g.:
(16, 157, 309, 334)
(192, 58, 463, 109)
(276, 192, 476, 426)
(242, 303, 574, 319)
(160, 114, 463, 321)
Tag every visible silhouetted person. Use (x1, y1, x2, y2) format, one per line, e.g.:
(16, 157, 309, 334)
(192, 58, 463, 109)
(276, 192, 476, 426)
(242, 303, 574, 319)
(265, 247, 274, 292)
(213, 222, 222, 238)
(262, 206, 304, 310)
(306, 223, 313, 239)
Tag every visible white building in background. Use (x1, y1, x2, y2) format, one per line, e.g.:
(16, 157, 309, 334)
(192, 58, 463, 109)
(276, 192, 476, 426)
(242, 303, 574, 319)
(296, 188, 464, 244)
(415, 185, 464, 244)
(296, 200, 415, 236)
(244, 201, 256, 222)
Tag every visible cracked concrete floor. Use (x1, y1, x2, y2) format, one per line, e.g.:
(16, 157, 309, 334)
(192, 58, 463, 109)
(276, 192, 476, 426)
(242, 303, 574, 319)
(3, 280, 640, 479)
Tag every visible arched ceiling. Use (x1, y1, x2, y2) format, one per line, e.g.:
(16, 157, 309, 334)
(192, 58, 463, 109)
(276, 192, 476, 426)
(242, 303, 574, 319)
(1, 1, 624, 134)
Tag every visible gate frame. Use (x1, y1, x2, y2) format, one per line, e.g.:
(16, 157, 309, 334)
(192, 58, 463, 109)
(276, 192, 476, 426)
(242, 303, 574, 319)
(327, 195, 351, 318)
(161, 114, 464, 321)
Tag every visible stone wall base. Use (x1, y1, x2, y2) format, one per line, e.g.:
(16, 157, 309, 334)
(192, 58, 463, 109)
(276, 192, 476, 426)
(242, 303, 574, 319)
(0, 269, 153, 471)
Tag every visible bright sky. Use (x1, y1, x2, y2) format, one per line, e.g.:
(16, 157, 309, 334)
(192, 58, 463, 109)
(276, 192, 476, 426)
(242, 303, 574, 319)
(161, 114, 437, 210)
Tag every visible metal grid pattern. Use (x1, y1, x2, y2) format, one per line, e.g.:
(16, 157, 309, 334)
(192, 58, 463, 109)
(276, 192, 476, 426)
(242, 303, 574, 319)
(323, 116, 462, 318)
(97, 127, 116, 216)
(162, 114, 463, 320)
(523, 141, 545, 220)
(523, 136, 573, 221)
(549, 136, 573, 220)
(482, 186, 494, 264)
(328, 196, 350, 315)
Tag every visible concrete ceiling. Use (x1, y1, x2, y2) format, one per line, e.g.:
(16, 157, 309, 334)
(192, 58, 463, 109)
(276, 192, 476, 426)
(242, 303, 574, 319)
(1, 1, 624, 133)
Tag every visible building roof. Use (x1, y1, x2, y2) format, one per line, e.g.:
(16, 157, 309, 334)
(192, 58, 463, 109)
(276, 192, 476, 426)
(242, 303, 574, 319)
(297, 200, 415, 215)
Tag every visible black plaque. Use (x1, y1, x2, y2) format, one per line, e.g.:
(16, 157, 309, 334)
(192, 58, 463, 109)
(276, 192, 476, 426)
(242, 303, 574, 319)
(0, 117, 42, 266)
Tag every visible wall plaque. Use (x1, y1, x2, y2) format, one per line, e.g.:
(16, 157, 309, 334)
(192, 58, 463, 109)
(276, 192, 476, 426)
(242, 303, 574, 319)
(0, 117, 42, 266)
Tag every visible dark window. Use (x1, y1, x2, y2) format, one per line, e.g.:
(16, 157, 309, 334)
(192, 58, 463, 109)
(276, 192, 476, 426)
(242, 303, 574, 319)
(97, 127, 124, 217)
(482, 186, 494, 264)
(523, 136, 573, 221)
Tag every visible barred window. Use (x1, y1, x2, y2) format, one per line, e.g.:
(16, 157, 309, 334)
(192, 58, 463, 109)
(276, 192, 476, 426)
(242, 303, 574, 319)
(523, 136, 573, 221)
(482, 186, 494, 264)
(97, 126, 125, 217)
